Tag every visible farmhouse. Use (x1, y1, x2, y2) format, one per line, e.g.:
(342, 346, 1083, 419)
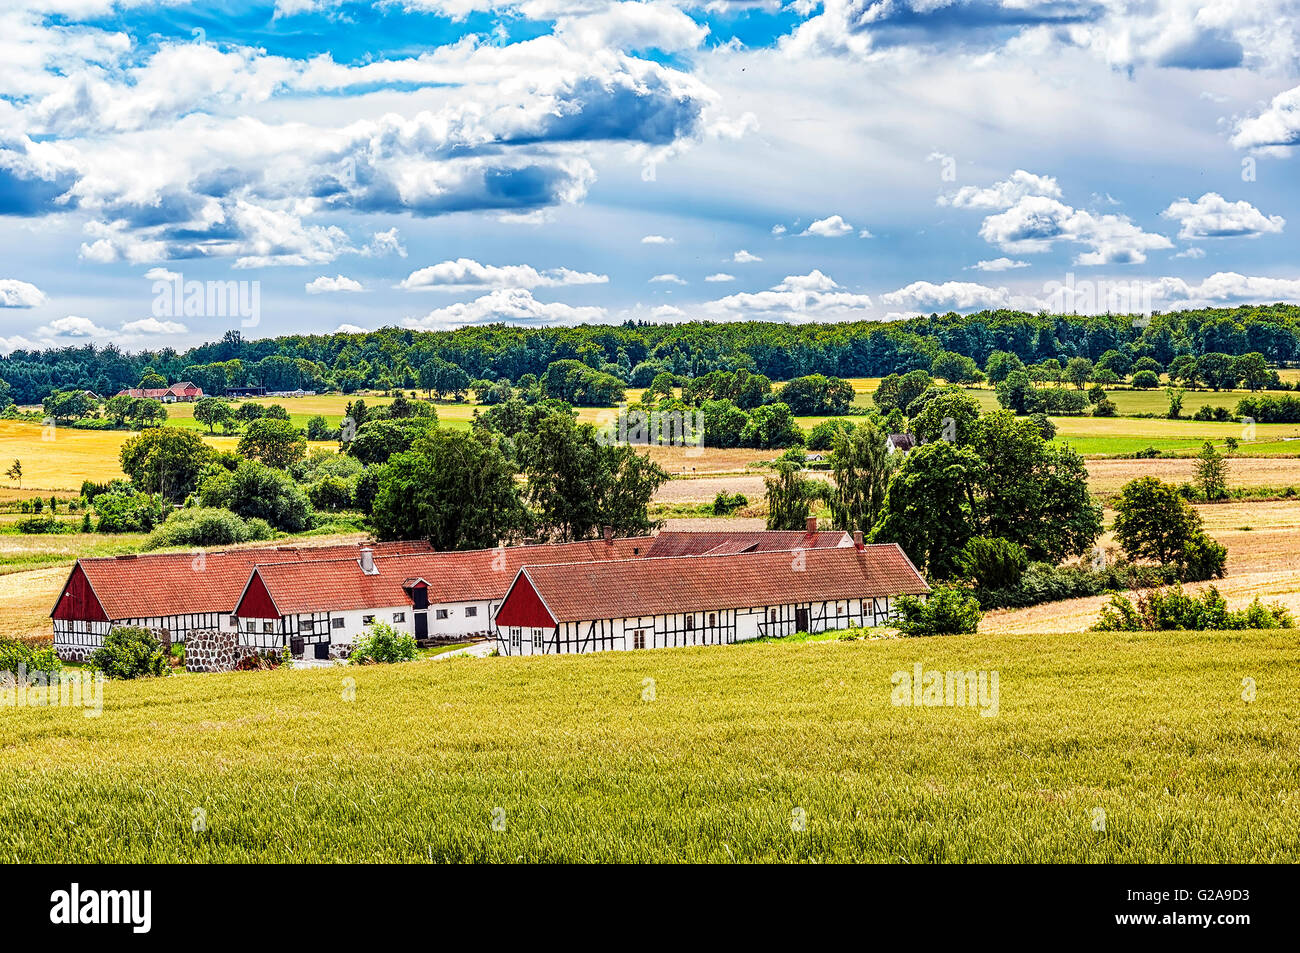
(113, 381, 204, 402)
(492, 537, 929, 656)
(49, 540, 432, 661)
(232, 537, 652, 658)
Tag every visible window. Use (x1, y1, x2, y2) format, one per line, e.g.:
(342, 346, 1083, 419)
(509, 627, 521, 651)
(435, 608, 449, 620)
(465, 606, 478, 618)
(244, 619, 256, 632)
(298, 619, 313, 632)
(392, 612, 405, 623)
(708, 613, 717, 627)
(362, 614, 375, 625)
(262, 621, 274, 634)
(685, 615, 695, 631)
(332, 617, 345, 629)
(229, 616, 238, 627)
(531, 628, 545, 648)
(633, 629, 647, 650)
(769, 609, 777, 624)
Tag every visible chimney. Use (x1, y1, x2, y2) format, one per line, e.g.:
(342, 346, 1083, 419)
(806, 516, 818, 534)
(359, 547, 377, 575)
(603, 525, 614, 544)
(853, 530, 864, 550)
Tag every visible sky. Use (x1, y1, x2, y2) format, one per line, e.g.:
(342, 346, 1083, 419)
(3, 0, 1300, 353)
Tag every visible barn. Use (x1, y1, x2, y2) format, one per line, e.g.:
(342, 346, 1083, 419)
(492, 538, 930, 656)
(231, 537, 652, 658)
(48, 540, 432, 661)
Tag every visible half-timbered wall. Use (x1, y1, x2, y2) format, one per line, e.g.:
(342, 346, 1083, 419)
(53, 612, 231, 661)
(493, 594, 905, 657)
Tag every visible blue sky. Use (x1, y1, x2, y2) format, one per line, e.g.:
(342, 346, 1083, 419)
(3, 1, 1300, 351)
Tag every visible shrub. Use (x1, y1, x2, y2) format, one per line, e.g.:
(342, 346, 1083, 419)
(349, 621, 418, 664)
(307, 476, 354, 511)
(14, 516, 75, 535)
(89, 626, 167, 679)
(1092, 398, 1118, 417)
(1131, 370, 1161, 389)
(1093, 586, 1292, 632)
(892, 585, 982, 636)
(711, 491, 748, 515)
(0, 637, 61, 677)
(94, 488, 166, 533)
(144, 507, 275, 549)
(957, 536, 1028, 590)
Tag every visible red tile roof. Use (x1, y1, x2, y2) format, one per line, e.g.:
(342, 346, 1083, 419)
(55, 540, 432, 621)
(507, 544, 930, 624)
(646, 529, 851, 558)
(237, 537, 652, 617)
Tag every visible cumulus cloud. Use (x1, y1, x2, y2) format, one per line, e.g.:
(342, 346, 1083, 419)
(705, 272, 735, 282)
(405, 288, 604, 328)
(973, 257, 1029, 271)
(121, 317, 187, 334)
(706, 270, 874, 321)
(305, 275, 364, 294)
(649, 273, 686, 284)
(1232, 84, 1300, 152)
(881, 279, 1031, 312)
(0, 278, 47, 308)
(801, 214, 854, 237)
(39, 315, 110, 339)
(940, 170, 1062, 209)
(641, 234, 674, 244)
(732, 249, 762, 263)
(398, 258, 608, 291)
(1161, 193, 1284, 240)
(362, 228, 407, 258)
(979, 194, 1173, 265)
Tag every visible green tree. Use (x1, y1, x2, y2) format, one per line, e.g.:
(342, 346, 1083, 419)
(198, 459, 311, 532)
(892, 585, 982, 636)
(763, 460, 817, 531)
(870, 441, 978, 579)
(825, 420, 894, 534)
(910, 388, 981, 446)
(739, 402, 803, 449)
(1063, 356, 1094, 389)
(930, 351, 982, 384)
(193, 396, 235, 434)
(1166, 387, 1185, 419)
(1112, 476, 1204, 566)
(5, 459, 20, 489)
(119, 427, 213, 503)
(777, 374, 855, 414)
(370, 428, 529, 547)
(1194, 442, 1229, 501)
(237, 418, 307, 469)
(346, 418, 436, 465)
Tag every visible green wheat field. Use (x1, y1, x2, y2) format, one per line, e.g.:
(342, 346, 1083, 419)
(1, 629, 1297, 863)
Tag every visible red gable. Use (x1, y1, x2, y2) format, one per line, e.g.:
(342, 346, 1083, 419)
(493, 571, 557, 629)
(50, 563, 109, 622)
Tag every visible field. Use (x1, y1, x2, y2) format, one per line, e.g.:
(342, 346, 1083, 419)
(0, 629, 1295, 862)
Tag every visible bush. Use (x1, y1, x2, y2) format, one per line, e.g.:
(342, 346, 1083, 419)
(0, 637, 61, 677)
(710, 491, 748, 515)
(957, 536, 1028, 590)
(197, 459, 311, 532)
(1092, 398, 1118, 417)
(14, 516, 75, 535)
(94, 488, 166, 533)
(892, 585, 982, 636)
(88, 626, 167, 679)
(1131, 370, 1161, 389)
(349, 621, 418, 664)
(307, 476, 354, 511)
(1093, 586, 1292, 632)
(144, 507, 275, 549)
(974, 558, 1171, 610)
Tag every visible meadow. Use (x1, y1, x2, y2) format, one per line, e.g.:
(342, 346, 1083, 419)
(0, 628, 1295, 863)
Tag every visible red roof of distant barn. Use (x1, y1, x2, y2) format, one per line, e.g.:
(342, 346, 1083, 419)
(504, 544, 930, 625)
(646, 529, 851, 558)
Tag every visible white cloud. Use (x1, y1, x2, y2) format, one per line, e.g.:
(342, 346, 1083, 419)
(1161, 192, 1285, 239)
(881, 280, 1028, 313)
(0, 279, 47, 308)
(771, 224, 787, 236)
(121, 317, 187, 334)
(649, 273, 686, 284)
(940, 170, 1062, 210)
(979, 194, 1173, 265)
(39, 315, 110, 339)
(1232, 84, 1300, 152)
(1175, 247, 1206, 259)
(641, 234, 674, 244)
(335, 323, 370, 334)
(405, 288, 604, 328)
(704, 272, 735, 282)
(801, 214, 853, 237)
(398, 258, 608, 291)
(362, 228, 407, 258)
(706, 270, 873, 321)
(651, 304, 685, 319)
(732, 249, 762, 263)
(305, 274, 364, 294)
(973, 257, 1029, 272)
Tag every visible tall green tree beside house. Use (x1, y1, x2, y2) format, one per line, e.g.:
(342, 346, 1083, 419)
(825, 420, 894, 535)
(763, 461, 817, 531)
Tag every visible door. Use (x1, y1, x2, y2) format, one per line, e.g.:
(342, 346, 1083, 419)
(795, 608, 809, 633)
(414, 612, 428, 639)
(290, 636, 304, 657)
(313, 641, 329, 660)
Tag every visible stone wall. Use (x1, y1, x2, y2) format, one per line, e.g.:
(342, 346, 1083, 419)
(184, 629, 252, 673)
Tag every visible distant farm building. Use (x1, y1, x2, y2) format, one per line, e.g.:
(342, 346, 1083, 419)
(113, 381, 204, 402)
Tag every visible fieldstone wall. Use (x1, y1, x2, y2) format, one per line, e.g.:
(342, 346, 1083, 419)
(185, 629, 252, 673)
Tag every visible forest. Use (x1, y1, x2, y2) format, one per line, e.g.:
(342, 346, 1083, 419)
(2, 303, 1299, 406)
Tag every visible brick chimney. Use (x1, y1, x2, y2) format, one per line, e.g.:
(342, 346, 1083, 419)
(806, 516, 817, 534)
(853, 530, 864, 550)
(603, 525, 614, 544)
(359, 547, 377, 575)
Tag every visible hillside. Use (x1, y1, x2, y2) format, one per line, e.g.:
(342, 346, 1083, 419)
(1, 630, 1296, 863)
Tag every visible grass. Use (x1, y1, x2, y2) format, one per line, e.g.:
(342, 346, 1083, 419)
(0, 629, 1295, 862)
